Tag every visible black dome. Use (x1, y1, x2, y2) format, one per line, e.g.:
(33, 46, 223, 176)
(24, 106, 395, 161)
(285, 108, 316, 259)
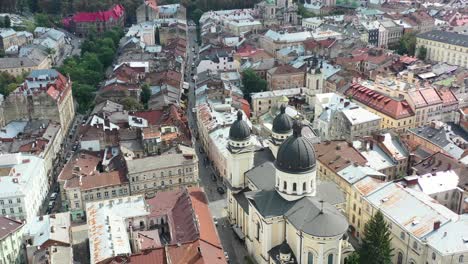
(229, 111, 251, 141)
(279, 241, 292, 255)
(276, 121, 316, 173)
(272, 105, 293, 134)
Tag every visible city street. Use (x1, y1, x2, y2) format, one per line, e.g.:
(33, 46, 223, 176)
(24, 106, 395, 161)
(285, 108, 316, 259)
(185, 26, 249, 264)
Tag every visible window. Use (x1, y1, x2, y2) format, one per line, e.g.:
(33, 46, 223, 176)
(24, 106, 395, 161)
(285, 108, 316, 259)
(161, 181, 165, 186)
(104, 191, 109, 197)
(283, 181, 287, 190)
(307, 252, 314, 264)
(179, 178, 182, 183)
(8, 199, 12, 204)
(432, 252, 436, 260)
(90, 194, 94, 200)
(112, 190, 116, 196)
(400, 232, 405, 240)
(97, 193, 101, 198)
(256, 222, 260, 240)
(74, 193, 78, 199)
(18, 207, 22, 213)
(459, 255, 464, 263)
(327, 254, 333, 264)
(75, 202, 79, 208)
(303, 182, 306, 191)
(412, 241, 418, 250)
(10, 208, 14, 214)
(1, 209, 5, 215)
(293, 183, 297, 192)
(16, 198, 20, 203)
(397, 253, 403, 264)
(445, 193, 449, 200)
(0, 200, 3, 205)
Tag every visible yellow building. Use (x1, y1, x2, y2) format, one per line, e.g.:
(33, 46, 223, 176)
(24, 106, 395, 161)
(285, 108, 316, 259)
(416, 30, 468, 68)
(345, 83, 415, 132)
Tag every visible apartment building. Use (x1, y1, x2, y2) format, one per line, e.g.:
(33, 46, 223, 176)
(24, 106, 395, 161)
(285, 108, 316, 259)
(266, 64, 305, 91)
(58, 150, 130, 221)
(0, 216, 25, 264)
(345, 83, 415, 132)
(0, 154, 48, 224)
(416, 30, 468, 68)
(1, 69, 75, 132)
(126, 146, 199, 197)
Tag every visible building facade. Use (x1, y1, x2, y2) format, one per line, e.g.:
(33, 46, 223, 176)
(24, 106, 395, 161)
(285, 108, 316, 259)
(416, 30, 468, 68)
(0, 216, 25, 264)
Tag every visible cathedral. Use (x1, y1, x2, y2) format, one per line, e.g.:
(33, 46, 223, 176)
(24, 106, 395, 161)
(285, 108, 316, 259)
(226, 110, 352, 264)
(255, 0, 300, 25)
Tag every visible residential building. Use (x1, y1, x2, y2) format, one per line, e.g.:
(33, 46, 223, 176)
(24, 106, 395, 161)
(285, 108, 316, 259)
(345, 83, 415, 132)
(314, 93, 381, 141)
(407, 121, 467, 159)
(250, 88, 305, 117)
(416, 30, 468, 68)
(378, 19, 403, 47)
(136, 1, 186, 23)
(0, 216, 25, 264)
(62, 5, 125, 37)
(0, 154, 48, 225)
(359, 182, 468, 264)
(57, 149, 129, 221)
(24, 212, 73, 264)
(0, 29, 17, 51)
(0, 120, 64, 185)
(1, 69, 75, 132)
(87, 188, 226, 264)
(259, 29, 312, 55)
(266, 64, 305, 91)
(0, 56, 51, 77)
(255, 0, 300, 25)
(196, 51, 237, 74)
(126, 145, 199, 197)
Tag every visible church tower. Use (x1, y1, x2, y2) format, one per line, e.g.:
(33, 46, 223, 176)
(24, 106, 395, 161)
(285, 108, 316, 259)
(305, 59, 324, 104)
(275, 121, 317, 201)
(226, 110, 255, 189)
(268, 105, 293, 158)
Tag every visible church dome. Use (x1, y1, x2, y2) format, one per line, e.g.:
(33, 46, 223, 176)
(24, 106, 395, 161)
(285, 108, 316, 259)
(272, 105, 293, 134)
(276, 121, 316, 173)
(229, 111, 251, 141)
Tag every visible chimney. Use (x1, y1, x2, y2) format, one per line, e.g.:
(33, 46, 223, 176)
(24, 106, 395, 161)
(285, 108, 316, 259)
(433, 221, 441, 231)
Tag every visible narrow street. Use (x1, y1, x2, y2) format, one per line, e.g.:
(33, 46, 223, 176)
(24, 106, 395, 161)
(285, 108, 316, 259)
(185, 26, 249, 264)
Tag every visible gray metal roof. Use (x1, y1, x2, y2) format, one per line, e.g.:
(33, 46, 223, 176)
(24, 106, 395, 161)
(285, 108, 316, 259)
(417, 30, 468, 48)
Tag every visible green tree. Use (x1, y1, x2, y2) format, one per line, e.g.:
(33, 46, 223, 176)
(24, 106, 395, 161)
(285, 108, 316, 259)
(241, 68, 267, 102)
(345, 252, 360, 264)
(4, 16, 11, 28)
(97, 47, 115, 67)
(121, 97, 143, 111)
(73, 83, 96, 113)
(396, 33, 416, 56)
(359, 210, 393, 264)
(140, 83, 152, 109)
(34, 13, 51, 27)
(191, 9, 204, 24)
(417, 46, 427, 60)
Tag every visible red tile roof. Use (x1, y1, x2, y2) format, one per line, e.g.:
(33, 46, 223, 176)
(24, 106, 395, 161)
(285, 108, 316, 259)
(345, 83, 414, 120)
(437, 89, 458, 106)
(68, 5, 125, 23)
(408, 88, 443, 108)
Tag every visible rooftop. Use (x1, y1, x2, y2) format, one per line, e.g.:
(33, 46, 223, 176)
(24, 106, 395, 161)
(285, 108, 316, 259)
(314, 141, 367, 173)
(417, 30, 468, 48)
(0, 216, 23, 241)
(342, 107, 381, 125)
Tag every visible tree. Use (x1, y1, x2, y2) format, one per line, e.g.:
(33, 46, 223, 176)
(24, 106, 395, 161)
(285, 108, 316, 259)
(345, 252, 360, 264)
(4, 16, 11, 28)
(396, 33, 416, 56)
(241, 68, 267, 102)
(34, 13, 51, 27)
(140, 83, 152, 109)
(121, 97, 143, 111)
(72, 83, 95, 113)
(417, 46, 427, 60)
(359, 210, 393, 264)
(191, 9, 204, 24)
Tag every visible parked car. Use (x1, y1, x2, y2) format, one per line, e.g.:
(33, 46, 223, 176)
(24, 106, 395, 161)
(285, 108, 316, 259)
(213, 217, 218, 226)
(217, 187, 225, 195)
(48, 201, 55, 209)
(72, 144, 78, 151)
(224, 252, 229, 262)
(50, 192, 58, 200)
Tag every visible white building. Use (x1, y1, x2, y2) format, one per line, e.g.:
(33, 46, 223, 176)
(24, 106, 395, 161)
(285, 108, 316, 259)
(24, 212, 73, 264)
(0, 216, 25, 264)
(0, 154, 48, 225)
